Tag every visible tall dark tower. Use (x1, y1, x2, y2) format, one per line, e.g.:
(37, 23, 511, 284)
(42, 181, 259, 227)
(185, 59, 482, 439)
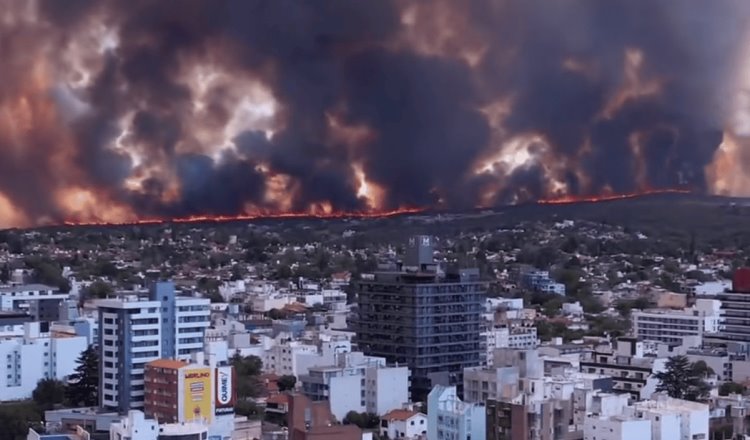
(354, 235, 486, 401)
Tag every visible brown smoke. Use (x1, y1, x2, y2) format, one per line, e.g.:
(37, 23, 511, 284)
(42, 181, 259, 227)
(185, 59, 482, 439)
(0, 0, 748, 228)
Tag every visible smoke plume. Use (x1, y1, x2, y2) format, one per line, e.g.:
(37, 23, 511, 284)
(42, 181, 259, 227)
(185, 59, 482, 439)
(0, 0, 749, 227)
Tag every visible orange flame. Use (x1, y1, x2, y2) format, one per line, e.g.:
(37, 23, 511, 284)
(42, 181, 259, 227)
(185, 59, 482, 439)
(536, 188, 691, 205)
(60, 207, 425, 228)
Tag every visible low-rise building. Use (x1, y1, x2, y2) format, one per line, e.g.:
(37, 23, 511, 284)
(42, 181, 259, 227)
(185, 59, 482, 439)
(380, 409, 427, 440)
(579, 338, 667, 399)
(583, 394, 709, 440)
(300, 353, 409, 421)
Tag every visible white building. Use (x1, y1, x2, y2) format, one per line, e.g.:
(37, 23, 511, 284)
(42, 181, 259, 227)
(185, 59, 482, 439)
(580, 338, 668, 399)
(99, 297, 162, 412)
(0, 322, 88, 401)
(300, 353, 409, 421)
(380, 409, 427, 440)
(483, 327, 538, 365)
(584, 415, 651, 440)
(250, 293, 294, 313)
(97, 282, 210, 412)
(427, 385, 485, 440)
(485, 297, 524, 312)
(633, 299, 721, 345)
(0, 284, 68, 320)
(628, 395, 709, 440)
(110, 410, 209, 440)
(262, 334, 353, 377)
(583, 394, 709, 440)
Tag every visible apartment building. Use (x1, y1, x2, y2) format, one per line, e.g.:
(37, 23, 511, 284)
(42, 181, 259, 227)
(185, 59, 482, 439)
(583, 394, 709, 440)
(427, 385, 485, 440)
(520, 270, 565, 295)
(143, 357, 236, 440)
(483, 326, 538, 366)
(632, 298, 720, 345)
(300, 352, 409, 421)
(97, 281, 210, 412)
(262, 334, 353, 377)
(0, 284, 68, 321)
(356, 236, 486, 399)
(579, 338, 667, 399)
(0, 321, 87, 401)
(473, 349, 613, 439)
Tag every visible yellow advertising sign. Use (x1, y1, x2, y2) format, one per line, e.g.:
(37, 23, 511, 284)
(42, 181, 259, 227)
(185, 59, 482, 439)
(182, 368, 212, 423)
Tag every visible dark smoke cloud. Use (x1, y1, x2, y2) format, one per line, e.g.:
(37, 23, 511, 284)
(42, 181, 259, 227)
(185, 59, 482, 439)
(0, 0, 747, 225)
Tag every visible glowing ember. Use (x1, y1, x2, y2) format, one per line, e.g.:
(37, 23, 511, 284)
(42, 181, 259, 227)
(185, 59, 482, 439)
(61, 207, 426, 228)
(536, 188, 691, 205)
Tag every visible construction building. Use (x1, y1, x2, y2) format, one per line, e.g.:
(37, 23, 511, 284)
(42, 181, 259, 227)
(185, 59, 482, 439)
(355, 236, 486, 399)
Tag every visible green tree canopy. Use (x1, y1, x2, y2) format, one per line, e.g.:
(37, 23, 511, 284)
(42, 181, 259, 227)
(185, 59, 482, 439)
(80, 280, 114, 302)
(278, 375, 297, 392)
(231, 354, 263, 399)
(66, 345, 99, 407)
(32, 378, 67, 411)
(343, 411, 380, 429)
(655, 355, 710, 402)
(719, 381, 746, 396)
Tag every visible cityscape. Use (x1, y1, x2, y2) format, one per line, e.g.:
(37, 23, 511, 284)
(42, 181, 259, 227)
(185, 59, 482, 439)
(0, 193, 747, 440)
(3, 1, 750, 440)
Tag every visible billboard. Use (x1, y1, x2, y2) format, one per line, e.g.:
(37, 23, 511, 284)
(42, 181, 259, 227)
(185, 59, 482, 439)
(183, 368, 212, 423)
(215, 366, 236, 415)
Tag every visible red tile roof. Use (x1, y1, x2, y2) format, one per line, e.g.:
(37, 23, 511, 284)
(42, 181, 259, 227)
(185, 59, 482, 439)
(382, 409, 418, 421)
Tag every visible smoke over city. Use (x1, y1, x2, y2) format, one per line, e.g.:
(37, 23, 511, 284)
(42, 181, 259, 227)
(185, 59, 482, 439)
(1, 0, 750, 227)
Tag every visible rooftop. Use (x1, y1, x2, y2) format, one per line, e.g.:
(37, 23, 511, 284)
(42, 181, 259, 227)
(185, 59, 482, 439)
(0, 284, 57, 293)
(147, 359, 188, 369)
(382, 409, 421, 421)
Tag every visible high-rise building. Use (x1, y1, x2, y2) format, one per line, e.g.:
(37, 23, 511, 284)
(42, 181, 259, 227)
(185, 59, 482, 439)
(713, 268, 750, 351)
(98, 281, 211, 412)
(355, 236, 486, 400)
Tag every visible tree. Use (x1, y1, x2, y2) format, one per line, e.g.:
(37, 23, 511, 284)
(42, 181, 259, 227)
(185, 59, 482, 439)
(343, 411, 380, 429)
(231, 354, 263, 399)
(235, 400, 264, 419)
(267, 308, 285, 320)
(719, 382, 746, 396)
(655, 355, 710, 402)
(0, 402, 42, 440)
(80, 280, 114, 302)
(32, 378, 67, 411)
(66, 346, 99, 407)
(0, 264, 9, 284)
(278, 375, 297, 392)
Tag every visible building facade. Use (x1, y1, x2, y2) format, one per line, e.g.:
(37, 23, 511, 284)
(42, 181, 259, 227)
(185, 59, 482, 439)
(579, 338, 666, 399)
(144, 358, 236, 439)
(632, 299, 720, 345)
(0, 284, 68, 321)
(355, 236, 486, 399)
(427, 385, 485, 440)
(299, 353, 409, 421)
(97, 281, 211, 412)
(0, 322, 87, 401)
